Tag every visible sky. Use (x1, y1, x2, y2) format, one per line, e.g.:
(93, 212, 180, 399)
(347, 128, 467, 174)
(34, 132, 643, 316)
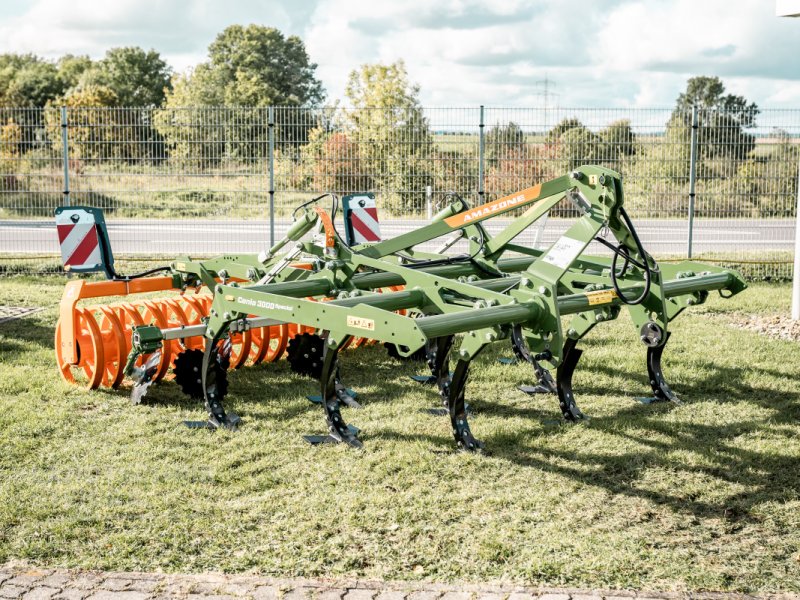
(0, 0, 798, 109)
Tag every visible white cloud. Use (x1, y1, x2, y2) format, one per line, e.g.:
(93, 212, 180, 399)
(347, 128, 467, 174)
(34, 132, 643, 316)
(1, 0, 800, 109)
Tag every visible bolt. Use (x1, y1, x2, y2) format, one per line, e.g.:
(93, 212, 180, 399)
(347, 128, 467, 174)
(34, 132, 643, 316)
(567, 328, 578, 337)
(571, 170, 583, 181)
(538, 286, 548, 295)
(595, 313, 605, 322)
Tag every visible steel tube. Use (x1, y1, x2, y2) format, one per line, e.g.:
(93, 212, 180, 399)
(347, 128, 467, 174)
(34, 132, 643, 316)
(416, 302, 542, 338)
(252, 256, 537, 297)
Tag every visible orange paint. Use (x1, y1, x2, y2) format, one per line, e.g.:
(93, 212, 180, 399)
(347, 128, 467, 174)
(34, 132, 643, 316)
(444, 184, 542, 228)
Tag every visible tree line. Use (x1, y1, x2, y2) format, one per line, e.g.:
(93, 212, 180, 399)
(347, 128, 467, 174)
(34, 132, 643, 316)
(0, 25, 796, 218)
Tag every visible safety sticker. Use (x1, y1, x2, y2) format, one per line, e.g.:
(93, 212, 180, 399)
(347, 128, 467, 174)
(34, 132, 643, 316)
(347, 315, 375, 331)
(585, 289, 617, 305)
(541, 236, 584, 269)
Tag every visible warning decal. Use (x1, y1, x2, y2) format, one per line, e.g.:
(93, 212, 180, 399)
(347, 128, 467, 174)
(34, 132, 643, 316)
(347, 315, 375, 331)
(585, 289, 618, 306)
(55, 209, 102, 270)
(541, 236, 585, 270)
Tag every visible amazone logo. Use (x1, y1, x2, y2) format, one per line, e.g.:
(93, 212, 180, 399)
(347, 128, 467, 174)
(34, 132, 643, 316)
(444, 184, 542, 227)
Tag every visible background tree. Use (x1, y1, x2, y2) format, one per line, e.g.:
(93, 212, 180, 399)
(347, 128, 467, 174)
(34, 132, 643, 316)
(600, 119, 637, 161)
(80, 47, 171, 107)
(156, 26, 324, 165)
(486, 121, 525, 166)
(56, 55, 93, 91)
(0, 54, 74, 153)
(545, 117, 600, 171)
(207, 25, 324, 107)
(344, 60, 433, 212)
(672, 75, 759, 161)
(45, 85, 120, 163)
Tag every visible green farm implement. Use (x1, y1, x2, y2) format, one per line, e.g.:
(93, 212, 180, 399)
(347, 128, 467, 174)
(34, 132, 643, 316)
(55, 166, 746, 451)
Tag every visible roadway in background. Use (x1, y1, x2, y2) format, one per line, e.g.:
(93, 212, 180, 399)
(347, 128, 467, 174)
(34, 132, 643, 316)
(0, 218, 795, 257)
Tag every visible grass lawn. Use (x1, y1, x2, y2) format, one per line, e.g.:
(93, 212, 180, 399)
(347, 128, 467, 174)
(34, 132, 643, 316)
(0, 277, 798, 592)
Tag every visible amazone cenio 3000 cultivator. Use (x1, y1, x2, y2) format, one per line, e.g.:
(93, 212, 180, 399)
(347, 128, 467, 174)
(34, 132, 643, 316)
(55, 166, 746, 451)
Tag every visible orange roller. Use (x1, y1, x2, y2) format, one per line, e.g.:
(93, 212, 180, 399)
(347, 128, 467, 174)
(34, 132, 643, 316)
(139, 300, 173, 382)
(95, 305, 126, 388)
(247, 323, 271, 365)
(228, 329, 253, 369)
(55, 307, 106, 390)
(263, 323, 289, 362)
(157, 297, 194, 357)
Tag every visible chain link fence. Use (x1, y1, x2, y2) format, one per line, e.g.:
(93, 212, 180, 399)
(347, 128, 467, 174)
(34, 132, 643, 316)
(0, 105, 797, 278)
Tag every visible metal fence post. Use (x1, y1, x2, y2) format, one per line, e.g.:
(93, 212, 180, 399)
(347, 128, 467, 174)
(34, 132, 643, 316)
(792, 153, 800, 320)
(60, 106, 70, 206)
(478, 105, 485, 201)
(268, 106, 275, 247)
(686, 105, 699, 259)
(425, 185, 432, 220)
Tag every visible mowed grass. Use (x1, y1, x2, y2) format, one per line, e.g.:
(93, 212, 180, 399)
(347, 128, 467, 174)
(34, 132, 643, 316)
(0, 277, 799, 592)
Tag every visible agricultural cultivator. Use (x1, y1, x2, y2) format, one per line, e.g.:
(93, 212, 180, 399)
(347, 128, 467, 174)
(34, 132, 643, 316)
(55, 166, 746, 451)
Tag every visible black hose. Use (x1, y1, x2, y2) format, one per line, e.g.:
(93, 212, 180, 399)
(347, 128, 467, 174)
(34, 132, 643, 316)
(111, 265, 172, 281)
(594, 206, 653, 305)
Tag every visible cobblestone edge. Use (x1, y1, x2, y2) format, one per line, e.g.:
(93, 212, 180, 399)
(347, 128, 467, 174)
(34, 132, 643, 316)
(1, 563, 797, 600)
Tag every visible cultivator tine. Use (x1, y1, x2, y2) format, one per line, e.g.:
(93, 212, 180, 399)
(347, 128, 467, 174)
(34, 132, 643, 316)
(304, 334, 363, 448)
(423, 336, 455, 415)
(202, 334, 240, 430)
(556, 339, 586, 422)
(446, 359, 484, 452)
(640, 332, 680, 404)
(130, 350, 161, 405)
(518, 363, 557, 395)
(511, 326, 557, 395)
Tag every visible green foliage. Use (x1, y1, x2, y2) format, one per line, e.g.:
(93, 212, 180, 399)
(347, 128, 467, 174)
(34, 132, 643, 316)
(344, 61, 433, 211)
(208, 25, 324, 106)
(56, 55, 93, 90)
(81, 47, 172, 107)
(0, 54, 64, 108)
(545, 117, 600, 172)
(155, 26, 323, 167)
(486, 121, 525, 166)
(0, 118, 22, 192)
(672, 76, 759, 161)
(44, 85, 120, 162)
(601, 119, 637, 159)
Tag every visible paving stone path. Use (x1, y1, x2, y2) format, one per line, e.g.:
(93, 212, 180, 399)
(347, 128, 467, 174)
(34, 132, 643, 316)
(1, 564, 796, 600)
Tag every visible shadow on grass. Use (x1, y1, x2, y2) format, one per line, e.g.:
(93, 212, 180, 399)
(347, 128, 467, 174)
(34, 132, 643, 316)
(483, 355, 800, 525)
(0, 319, 55, 352)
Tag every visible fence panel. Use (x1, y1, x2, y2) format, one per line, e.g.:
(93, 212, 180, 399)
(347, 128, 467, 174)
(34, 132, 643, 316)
(0, 105, 796, 278)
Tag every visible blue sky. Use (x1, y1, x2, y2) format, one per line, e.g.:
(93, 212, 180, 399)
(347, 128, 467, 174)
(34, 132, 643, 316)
(0, 0, 798, 109)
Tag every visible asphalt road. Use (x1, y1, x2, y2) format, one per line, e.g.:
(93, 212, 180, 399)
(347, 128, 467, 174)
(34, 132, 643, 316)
(1, 217, 795, 257)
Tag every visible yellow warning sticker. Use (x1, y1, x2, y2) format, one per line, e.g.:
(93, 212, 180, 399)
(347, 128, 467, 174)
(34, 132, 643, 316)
(347, 315, 375, 331)
(585, 289, 617, 305)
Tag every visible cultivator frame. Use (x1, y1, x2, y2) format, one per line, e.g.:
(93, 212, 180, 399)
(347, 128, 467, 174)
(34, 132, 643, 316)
(56, 165, 746, 451)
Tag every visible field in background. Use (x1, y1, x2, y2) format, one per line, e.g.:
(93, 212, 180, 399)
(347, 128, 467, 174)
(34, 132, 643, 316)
(1, 106, 797, 278)
(1, 277, 798, 591)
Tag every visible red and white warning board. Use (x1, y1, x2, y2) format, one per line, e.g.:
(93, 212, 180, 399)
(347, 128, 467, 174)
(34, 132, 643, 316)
(55, 208, 104, 271)
(343, 194, 382, 245)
